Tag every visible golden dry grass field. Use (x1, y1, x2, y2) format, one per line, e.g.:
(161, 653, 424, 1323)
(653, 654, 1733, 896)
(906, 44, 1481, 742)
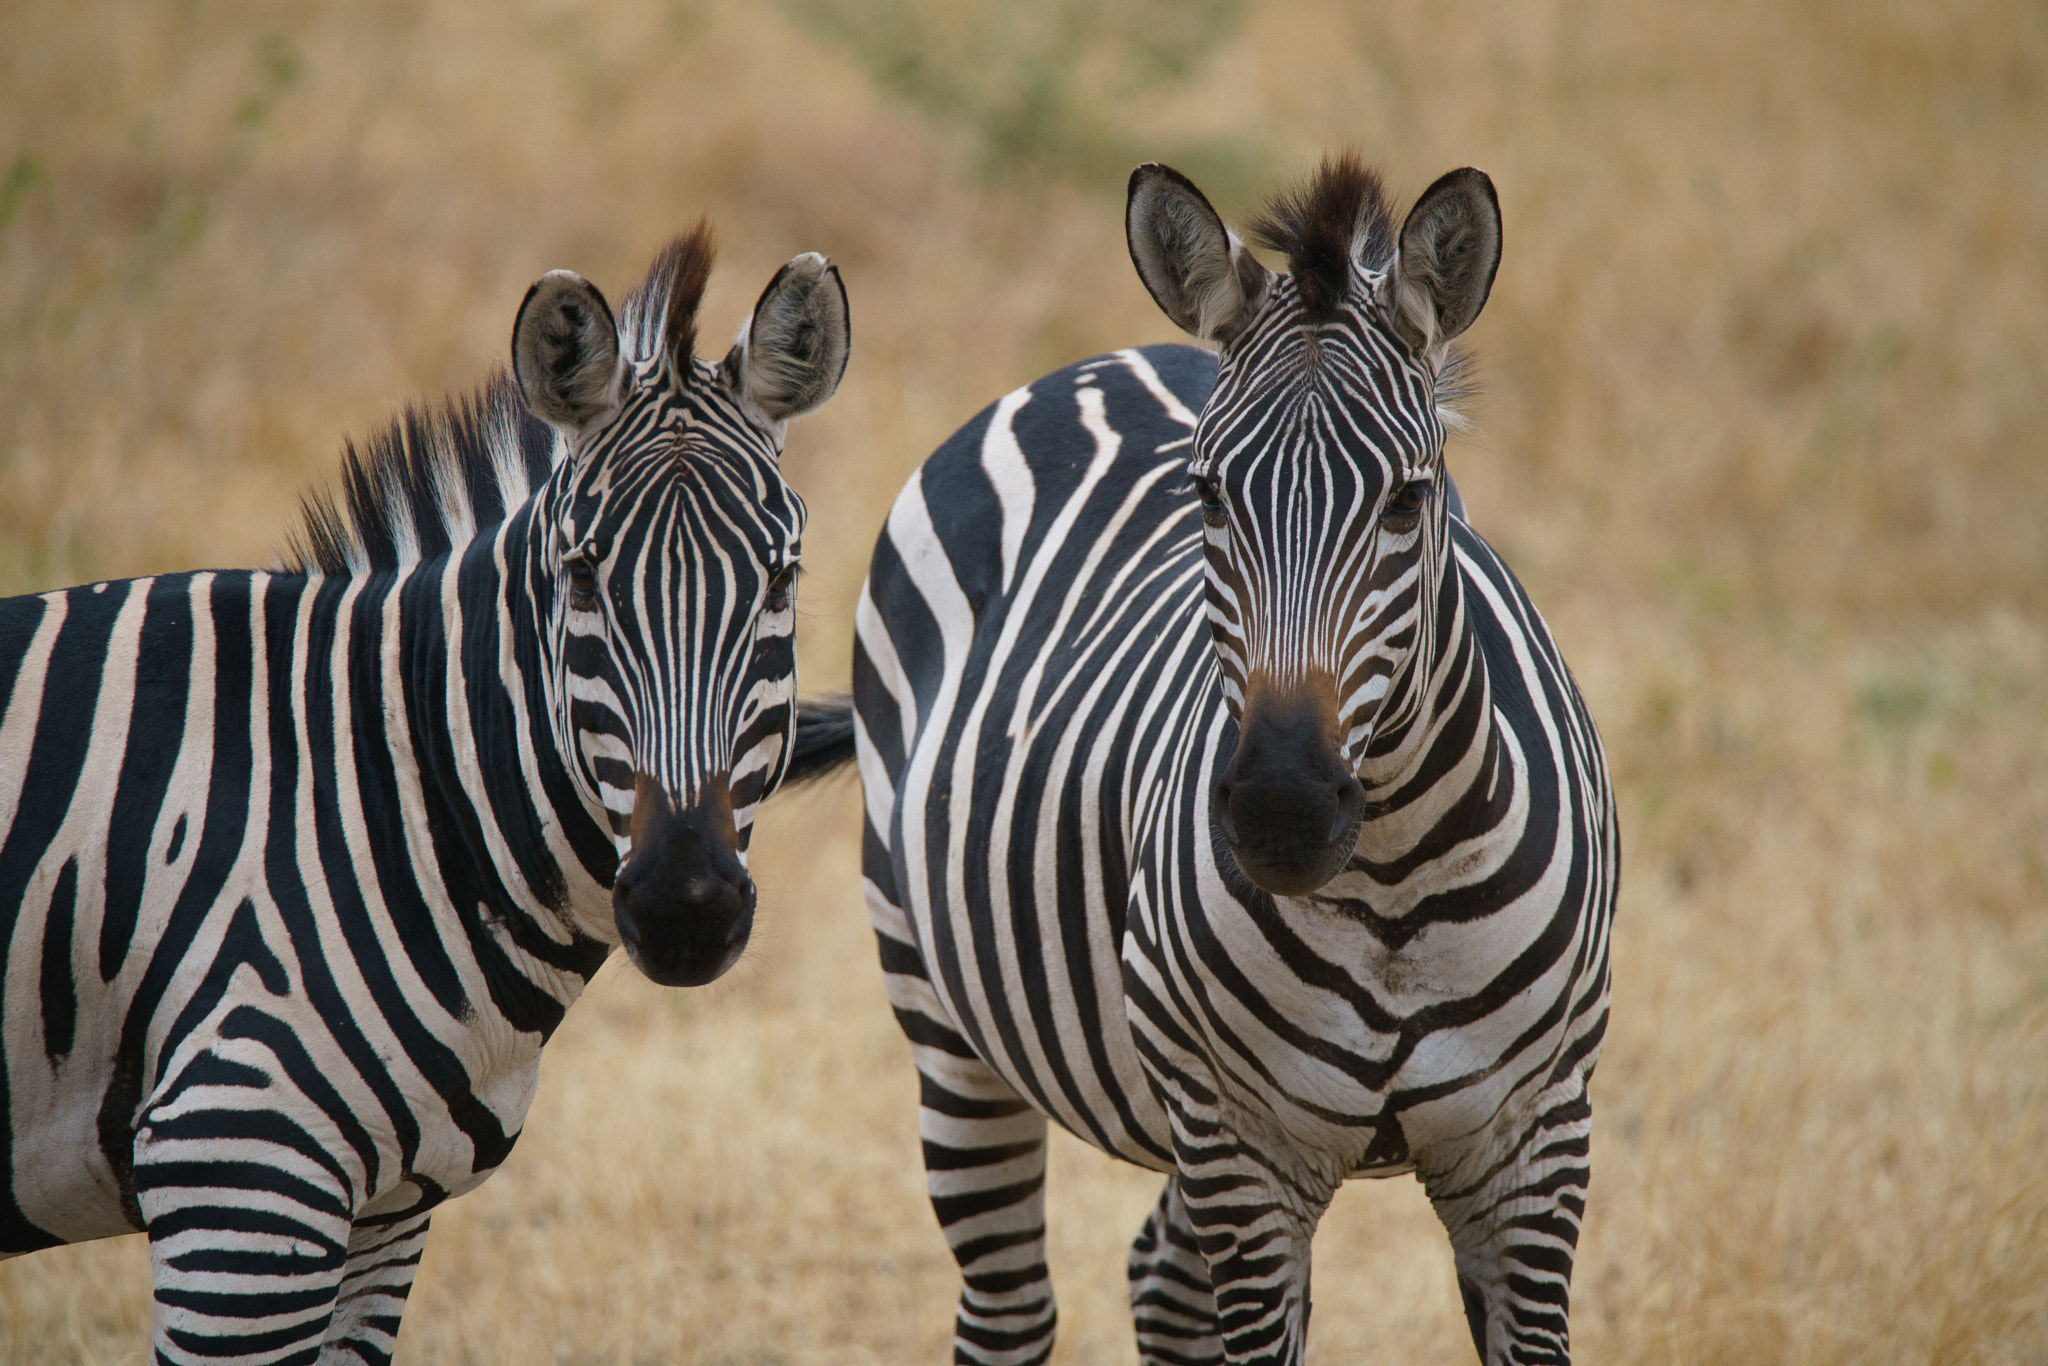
(2, 0, 2046, 1361)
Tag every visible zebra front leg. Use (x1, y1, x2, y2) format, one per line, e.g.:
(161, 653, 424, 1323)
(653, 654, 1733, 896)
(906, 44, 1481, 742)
(319, 1211, 435, 1363)
(1166, 1148, 1324, 1366)
(1419, 1088, 1593, 1365)
(136, 1124, 359, 1364)
(870, 865, 1057, 1364)
(916, 1048, 1057, 1366)
(1128, 1175, 1223, 1366)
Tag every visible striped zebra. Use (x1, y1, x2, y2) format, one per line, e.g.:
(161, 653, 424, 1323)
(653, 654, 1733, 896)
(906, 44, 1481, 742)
(0, 225, 849, 1362)
(823, 157, 1618, 1364)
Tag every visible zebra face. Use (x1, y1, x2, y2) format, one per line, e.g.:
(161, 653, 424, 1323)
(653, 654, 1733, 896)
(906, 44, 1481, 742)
(1190, 315, 1443, 894)
(514, 232, 849, 985)
(1129, 158, 1500, 897)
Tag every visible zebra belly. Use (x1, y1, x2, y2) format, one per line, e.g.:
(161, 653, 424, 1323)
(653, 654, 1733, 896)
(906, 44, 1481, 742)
(2, 857, 144, 1247)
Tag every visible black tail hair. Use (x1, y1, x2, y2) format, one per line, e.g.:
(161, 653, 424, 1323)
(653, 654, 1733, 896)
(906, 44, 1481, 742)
(781, 695, 858, 788)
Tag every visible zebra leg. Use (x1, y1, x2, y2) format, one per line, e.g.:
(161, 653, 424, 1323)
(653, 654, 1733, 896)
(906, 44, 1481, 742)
(1128, 1175, 1223, 1366)
(1420, 1088, 1593, 1365)
(1159, 1143, 1321, 1366)
(866, 826, 1056, 1362)
(136, 1131, 358, 1364)
(917, 1048, 1057, 1366)
(318, 1212, 435, 1364)
(1181, 1195, 1316, 1365)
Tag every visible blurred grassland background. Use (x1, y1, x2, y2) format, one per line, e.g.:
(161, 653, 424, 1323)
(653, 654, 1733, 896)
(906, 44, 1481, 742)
(2, 0, 2045, 1361)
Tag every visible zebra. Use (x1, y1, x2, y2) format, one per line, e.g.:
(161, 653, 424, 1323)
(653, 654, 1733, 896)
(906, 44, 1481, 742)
(0, 223, 849, 1362)
(808, 155, 1618, 1364)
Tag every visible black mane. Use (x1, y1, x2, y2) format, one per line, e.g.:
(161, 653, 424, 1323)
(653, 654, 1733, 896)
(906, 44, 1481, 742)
(284, 223, 718, 577)
(1247, 153, 1395, 325)
(283, 374, 556, 576)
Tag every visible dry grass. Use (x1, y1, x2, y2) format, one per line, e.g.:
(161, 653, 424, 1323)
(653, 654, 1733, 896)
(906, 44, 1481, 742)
(2, 0, 2045, 1361)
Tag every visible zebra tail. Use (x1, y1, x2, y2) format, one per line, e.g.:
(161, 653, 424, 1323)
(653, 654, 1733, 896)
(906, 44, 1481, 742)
(781, 694, 858, 787)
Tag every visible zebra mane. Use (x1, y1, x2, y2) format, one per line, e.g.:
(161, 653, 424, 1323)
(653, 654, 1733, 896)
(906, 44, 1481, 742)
(284, 225, 718, 577)
(282, 374, 557, 576)
(1247, 153, 1395, 325)
(621, 219, 715, 377)
(1248, 154, 1477, 423)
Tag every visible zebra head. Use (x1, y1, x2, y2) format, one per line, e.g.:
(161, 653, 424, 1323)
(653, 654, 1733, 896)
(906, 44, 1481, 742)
(1127, 157, 1500, 897)
(511, 227, 849, 985)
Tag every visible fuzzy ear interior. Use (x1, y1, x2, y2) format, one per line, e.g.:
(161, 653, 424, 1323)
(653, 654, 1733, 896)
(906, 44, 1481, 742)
(1126, 163, 1271, 345)
(1390, 168, 1502, 364)
(729, 253, 850, 426)
(512, 270, 624, 433)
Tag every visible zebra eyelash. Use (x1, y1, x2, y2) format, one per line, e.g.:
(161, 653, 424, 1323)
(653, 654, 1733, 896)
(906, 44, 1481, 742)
(565, 558, 599, 605)
(1381, 479, 1431, 523)
(556, 529, 604, 607)
(1176, 463, 1227, 522)
(763, 561, 801, 613)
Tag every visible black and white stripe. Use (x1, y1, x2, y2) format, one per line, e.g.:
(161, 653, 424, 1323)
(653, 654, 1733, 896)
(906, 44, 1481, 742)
(0, 225, 849, 1362)
(829, 158, 1616, 1365)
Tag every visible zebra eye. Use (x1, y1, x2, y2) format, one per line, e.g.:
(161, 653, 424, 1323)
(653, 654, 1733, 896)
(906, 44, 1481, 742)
(1192, 473, 1225, 523)
(764, 563, 798, 614)
(565, 554, 599, 605)
(1383, 481, 1430, 523)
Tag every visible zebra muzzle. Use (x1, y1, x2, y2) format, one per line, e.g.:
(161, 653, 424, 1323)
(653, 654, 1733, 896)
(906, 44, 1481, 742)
(612, 774, 756, 987)
(1214, 695, 1367, 897)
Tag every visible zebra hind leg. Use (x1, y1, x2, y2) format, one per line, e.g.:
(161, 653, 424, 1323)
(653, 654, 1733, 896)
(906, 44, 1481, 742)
(1421, 1087, 1593, 1365)
(321, 1210, 435, 1363)
(1128, 1175, 1223, 1366)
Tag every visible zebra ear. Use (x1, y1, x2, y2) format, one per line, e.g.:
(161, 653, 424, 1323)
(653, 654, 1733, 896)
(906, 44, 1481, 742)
(1390, 168, 1501, 363)
(1126, 163, 1271, 345)
(512, 270, 625, 434)
(729, 253, 850, 426)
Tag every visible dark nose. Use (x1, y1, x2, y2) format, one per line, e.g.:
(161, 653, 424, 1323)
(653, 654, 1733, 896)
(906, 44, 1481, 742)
(1214, 703, 1366, 897)
(612, 775, 755, 987)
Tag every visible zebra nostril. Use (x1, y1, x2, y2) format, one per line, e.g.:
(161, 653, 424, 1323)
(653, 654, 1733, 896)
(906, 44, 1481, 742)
(1327, 777, 1367, 844)
(1213, 779, 1238, 843)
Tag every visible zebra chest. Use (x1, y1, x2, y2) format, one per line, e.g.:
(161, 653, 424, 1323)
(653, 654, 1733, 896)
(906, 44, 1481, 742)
(1133, 880, 1561, 1180)
(1120, 887, 1402, 1173)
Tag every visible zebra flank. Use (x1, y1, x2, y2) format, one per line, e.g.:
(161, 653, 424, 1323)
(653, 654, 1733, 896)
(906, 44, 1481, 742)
(0, 226, 849, 1361)
(849, 156, 1616, 1365)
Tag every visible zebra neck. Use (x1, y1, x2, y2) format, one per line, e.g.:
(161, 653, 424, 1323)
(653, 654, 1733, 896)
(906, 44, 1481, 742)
(382, 530, 614, 1013)
(1347, 558, 1500, 866)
